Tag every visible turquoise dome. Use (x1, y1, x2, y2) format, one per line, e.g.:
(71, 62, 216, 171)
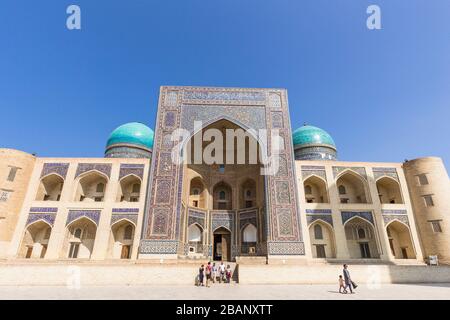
(292, 125, 336, 149)
(106, 122, 154, 149)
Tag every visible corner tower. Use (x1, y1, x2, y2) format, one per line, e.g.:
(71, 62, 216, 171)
(403, 157, 450, 264)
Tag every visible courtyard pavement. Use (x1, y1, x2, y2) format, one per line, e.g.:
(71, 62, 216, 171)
(0, 283, 449, 300)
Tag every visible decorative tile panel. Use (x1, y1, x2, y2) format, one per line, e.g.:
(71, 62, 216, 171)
(188, 208, 206, 229)
(275, 181, 291, 204)
(306, 215, 333, 226)
(26, 213, 56, 227)
(341, 211, 374, 225)
(271, 112, 283, 128)
(29, 207, 58, 213)
(268, 93, 282, 108)
(183, 90, 266, 104)
(382, 209, 407, 215)
(181, 105, 266, 133)
(119, 164, 144, 180)
(66, 210, 101, 226)
(151, 208, 170, 234)
(239, 209, 257, 230)
(165, 91, 178, 107)
(268, 241, 305, 255)
(333, 166, 367, 180)
(40, 163, 69, 179)
(112, 208, 139, 213)
(140, 240, 178, 254)
(301, 165, 327, 181)
(305, 209, 332, 214)
(373, 167, 399, 182)
(111, 213, 138, 226)
(211, 211, 234, 232)
(155, 180, 172, 204)
(382, 214, 409, 226)
(75, 163, 112, 179)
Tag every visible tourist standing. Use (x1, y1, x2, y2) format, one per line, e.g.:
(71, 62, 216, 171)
(198, 264, 205, 287)
(343, 264, 353, 293)
(226, 265, 232, 283)
(205, 262, 212, 287)
(219, 262, 226, 283)
(212, 263, 218, 283)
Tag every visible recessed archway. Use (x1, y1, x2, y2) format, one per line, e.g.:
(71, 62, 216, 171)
(213, 227, 231, 261)
(344, 217, 379, 259)
(74, 171, 108, 202)
(109, 219, 135, 259)
(240, 179, 256, 209)
(336, 171, 370, 204)
(19, 221, 52, 259)
(63, 217, 97, 259)
(308, 221, 336, 258)
(303, 175, 329, 203)
(213, 181, 233, 210)
(189, 177, 206, 209)
(187, 223, 203, 255)
(376, 177, 403, 204)
(117, 174, 141, 202)
(35, 174, 64, 201)
(386, 220, 416, 259)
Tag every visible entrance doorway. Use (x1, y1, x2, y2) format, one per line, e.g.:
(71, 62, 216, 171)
(213, 227, 231, 261)
(121, 245, 131, 259)
(359, 242, 371, 258)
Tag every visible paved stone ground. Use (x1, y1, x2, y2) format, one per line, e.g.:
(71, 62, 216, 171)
(0, 283, 449, 300)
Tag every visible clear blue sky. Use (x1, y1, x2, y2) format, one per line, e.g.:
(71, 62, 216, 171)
(1, 1, 449, 168)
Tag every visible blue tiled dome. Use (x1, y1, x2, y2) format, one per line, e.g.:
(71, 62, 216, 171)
(292, 124, 337, 161)
(292, 125, 336, 148)
(106, 122, 154, 149)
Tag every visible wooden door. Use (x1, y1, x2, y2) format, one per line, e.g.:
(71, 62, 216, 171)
(25, 246, 33, 258)
(121, 245, 130, 259)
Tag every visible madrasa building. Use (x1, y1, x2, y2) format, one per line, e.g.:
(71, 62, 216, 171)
(1, 86, 449, 284)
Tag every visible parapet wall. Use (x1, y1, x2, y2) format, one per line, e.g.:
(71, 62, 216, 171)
(1, 262, 450, 286)
(239, 264, 450, 284)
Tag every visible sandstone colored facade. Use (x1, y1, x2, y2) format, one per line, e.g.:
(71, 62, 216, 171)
(0, 86, 449, 285)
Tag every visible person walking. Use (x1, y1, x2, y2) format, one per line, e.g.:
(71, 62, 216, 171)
(205, 262, 212, 287)
(343, 264, 353, 294)
(338, 275, 347, 293)
(198, 264, 205, 287)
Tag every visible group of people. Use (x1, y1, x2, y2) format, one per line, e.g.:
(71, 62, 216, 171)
(196, 262, 232, 287)
(338, 264, 357, 294)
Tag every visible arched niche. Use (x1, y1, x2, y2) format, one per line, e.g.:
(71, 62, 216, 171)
(336, 171, 370, 204)
(308, 221, 336, 258)
(303, 175, 329, 203)
(19, 221, 52, 259)
(189, 177, 206, 209)
(63, 217, 97, 259)
(109, 219, 136, 259)
(213, 181, 233, 210)
(117, 174, 141, 202)
(386, 220, 416, 259)
(74, 171, 108, 202)
(344, 217, 379, 259)
(376, 177, 403, 204)
(35, 174, 64, 201)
